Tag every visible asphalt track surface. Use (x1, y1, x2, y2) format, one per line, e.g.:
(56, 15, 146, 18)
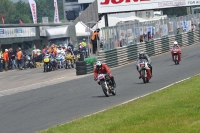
(0, 44, 200, 133)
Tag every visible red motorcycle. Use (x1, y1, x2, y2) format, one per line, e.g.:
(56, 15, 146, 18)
(171, 48, 181, 65)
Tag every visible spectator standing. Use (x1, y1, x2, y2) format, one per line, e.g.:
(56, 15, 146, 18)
(17, 48, 23, 70)
(91, 28, 100, 54)
(9, 48, 16, 70)
(22, 49, 27, 69)
(3, 49, 9, 71)
(140, 35, 144, 42)
(68, 41, 74, 52)
(0, 50, 3, 72)
(32, 46, 39, 66)
(191, 24, 195, 31)
(8, 48, 12, 70)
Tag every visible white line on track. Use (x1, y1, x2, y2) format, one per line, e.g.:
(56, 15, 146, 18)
(65, 73, 200, 124)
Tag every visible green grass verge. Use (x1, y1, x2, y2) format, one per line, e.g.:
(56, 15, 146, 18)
(39, 75, 200, 133)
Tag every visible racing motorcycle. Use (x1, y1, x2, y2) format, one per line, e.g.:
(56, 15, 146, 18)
(137, 59, 151, 83)
(56, 54, 65, 69)
(25, 55, 35, 68)
(97, 74, 116, 97)
(65, 53, 74, 69)
(50, 57, 57, 71)
(79, 43, 88, 58)
(172, 47, 180, 65)
(43, 54, 50, 72)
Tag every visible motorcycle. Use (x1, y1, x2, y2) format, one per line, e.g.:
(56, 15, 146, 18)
(97, 74, 116, 97)
(25, 55, 35, 68)
(56, 54, 65, 69)
(43, 54, 51, 72)
(137, 59, 151, 83)
(172, 48, 180, 65)
(79, 43, 89, 58)
(50, 57, 57, 71)
(65, 53, 74, 69)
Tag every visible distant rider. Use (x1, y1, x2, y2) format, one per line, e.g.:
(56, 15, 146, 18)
(171, 41, 181, 62)
(136, 51, 152, 79)
(94, 61, 116, 88)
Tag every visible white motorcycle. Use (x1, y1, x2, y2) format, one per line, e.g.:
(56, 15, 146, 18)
(137, 59, 151, 83)
(56, 54, 65, 69)
(97, 74, 116, 97)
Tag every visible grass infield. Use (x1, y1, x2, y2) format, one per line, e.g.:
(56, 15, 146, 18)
(39, 75, 200, 133)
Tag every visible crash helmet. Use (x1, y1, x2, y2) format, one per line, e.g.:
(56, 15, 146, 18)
(67, 46, 72, 50)
(96, 61, 102, 70)
(174, 41, 178, 46)
(139, 51, 145, 59)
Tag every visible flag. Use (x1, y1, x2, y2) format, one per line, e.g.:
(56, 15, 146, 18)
(54, 0, 59, 23)
(28, 0, 37, 24)
(19, 19, 23, 24)
(1, 17, 4, 24)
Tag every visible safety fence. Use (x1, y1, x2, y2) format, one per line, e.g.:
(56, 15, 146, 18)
(96, 30, 200, 70)
(100, 13, 200, 51)
(85, 29, 200, 74)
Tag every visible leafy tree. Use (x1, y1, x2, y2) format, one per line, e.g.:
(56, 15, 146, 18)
(14, 0, 32, 23)
(0, 0, 16, 23)
(0, 0, 64, 24)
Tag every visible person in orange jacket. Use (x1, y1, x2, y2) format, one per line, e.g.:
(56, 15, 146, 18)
(94, 61, 116, 88)
(171, 41, 181, 62)
(16, 48, 23, 70)
(3, 49, 9, 71)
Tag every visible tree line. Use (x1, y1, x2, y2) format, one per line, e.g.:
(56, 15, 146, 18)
(0, 0, 189, 24)
(0, 0, 64, 24)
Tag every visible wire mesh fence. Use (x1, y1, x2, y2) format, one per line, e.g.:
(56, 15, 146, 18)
(100, 13, 200, 51)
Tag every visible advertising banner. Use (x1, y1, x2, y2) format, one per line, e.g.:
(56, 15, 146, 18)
(186, 20, 192, 31)
(148, 26, 153, 36)
(119, 30, 126, 40)
(173, 22, 177, 30)
(160, 24, 168, 36)
(127, 29, 133, 43)
(134, 27, 140, 37)
(139, 27, 143, 35)
(28, 0, 37, 24)
(0, 27, 36, 38)
(54, 0, 60, 23)
(97, 0, 200, 13)
(169, 22, 174, 32)
(183, 21, 187, 30)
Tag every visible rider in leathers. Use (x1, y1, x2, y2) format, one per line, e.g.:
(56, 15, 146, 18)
(136, 51, 152, 79)
(171, 41, 181, 62)
(94, 61, 116, 88)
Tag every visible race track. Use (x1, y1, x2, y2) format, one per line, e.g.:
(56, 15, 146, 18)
(0, 44, 200, 133)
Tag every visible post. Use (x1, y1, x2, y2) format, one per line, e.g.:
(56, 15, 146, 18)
(63, 0, 66, 23)
(104, 14, 108, 27)
(96, 23, 99, 56)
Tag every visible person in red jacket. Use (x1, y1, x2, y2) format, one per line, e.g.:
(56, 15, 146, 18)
(94, 61, 116, 88)
(171, 41, 181, 62)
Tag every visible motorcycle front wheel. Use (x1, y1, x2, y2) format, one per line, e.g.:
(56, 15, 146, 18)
(141, 69, 146, 83)
(100, 81, 109, 97)
(174, 55, 178, 65)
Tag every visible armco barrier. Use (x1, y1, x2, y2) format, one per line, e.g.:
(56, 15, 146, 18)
(95, 30, 200, 70)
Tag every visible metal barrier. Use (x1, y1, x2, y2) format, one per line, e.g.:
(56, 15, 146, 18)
(96, 30, 200, 70)
(100, 13, 200, 51)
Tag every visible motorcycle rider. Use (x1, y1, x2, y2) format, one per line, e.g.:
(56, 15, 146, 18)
(56, 45, 65, 68)
(136, 51, 152, 79)
(94, 61, 116, 88)
(171, 41, 181, 62)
